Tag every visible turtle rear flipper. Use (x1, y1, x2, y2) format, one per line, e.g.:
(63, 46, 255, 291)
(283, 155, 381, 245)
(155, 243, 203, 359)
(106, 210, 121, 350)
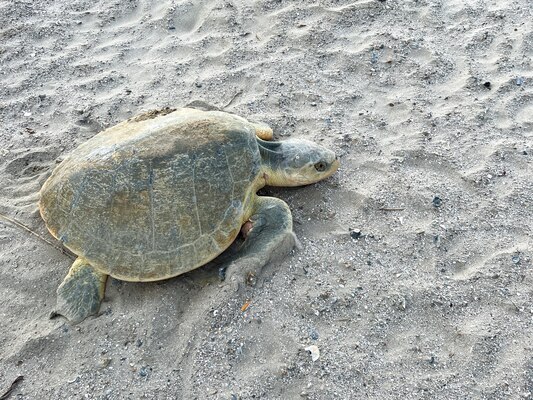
(220, 196, 296, 290)
(51, 258, 108, 324)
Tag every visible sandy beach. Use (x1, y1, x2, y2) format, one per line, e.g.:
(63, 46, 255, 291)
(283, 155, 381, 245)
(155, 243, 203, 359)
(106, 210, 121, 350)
(1, 0, 532, 398)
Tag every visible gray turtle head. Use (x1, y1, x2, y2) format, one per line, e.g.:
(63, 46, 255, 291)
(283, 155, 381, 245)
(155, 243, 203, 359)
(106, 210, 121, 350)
(258, 138, 339, 187)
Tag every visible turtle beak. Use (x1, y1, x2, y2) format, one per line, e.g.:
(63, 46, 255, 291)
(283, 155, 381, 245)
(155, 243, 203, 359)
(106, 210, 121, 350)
(323, 156, 340, 180)
(332, 156, 340, 171)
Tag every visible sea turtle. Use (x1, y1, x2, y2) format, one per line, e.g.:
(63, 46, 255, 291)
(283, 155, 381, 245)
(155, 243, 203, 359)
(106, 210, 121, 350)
(39, 107, 339, 323)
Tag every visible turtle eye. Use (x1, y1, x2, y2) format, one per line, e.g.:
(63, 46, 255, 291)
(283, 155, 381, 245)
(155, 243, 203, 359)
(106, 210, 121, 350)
(314, 161, 327, 172)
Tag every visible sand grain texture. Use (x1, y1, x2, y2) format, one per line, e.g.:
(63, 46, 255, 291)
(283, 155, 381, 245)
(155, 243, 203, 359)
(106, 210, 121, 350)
(1, 0, 532, 399)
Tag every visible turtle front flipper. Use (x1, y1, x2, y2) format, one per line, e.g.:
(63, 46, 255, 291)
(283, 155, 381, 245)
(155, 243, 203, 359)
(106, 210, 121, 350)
(221, 196, 296, 290)
(52, 258, 108, 324)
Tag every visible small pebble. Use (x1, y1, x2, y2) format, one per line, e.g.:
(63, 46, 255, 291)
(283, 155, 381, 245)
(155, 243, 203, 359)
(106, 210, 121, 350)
(139, 366, 149, 377)
(305, 345, 320, 362)
(349, 229, 362, 239)
(308, 326, 319, 340)
(512, 255, 520, 264)
(432, 196, 442, 207)
(515, 77, 524, 86)
(483, 81, 491, 89)
(99, 357, 112, 369)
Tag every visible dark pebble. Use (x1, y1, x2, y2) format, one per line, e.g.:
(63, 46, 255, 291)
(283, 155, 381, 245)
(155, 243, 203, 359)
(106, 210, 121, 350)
(349, 229, 362, 239)
(218, 266, 227, 280)
(136, 339, 143, 347)
(308, 327, 319, 340)
(139, 366, 149, 377)
(483, 81, 491, 89)
(432, 196, 442, 207)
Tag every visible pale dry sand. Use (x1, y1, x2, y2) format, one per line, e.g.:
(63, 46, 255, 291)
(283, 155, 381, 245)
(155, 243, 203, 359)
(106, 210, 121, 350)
(1, 0, 532, 399)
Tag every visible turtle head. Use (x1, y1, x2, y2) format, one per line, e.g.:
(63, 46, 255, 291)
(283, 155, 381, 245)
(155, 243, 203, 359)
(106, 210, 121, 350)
(258, 138, 339, 187)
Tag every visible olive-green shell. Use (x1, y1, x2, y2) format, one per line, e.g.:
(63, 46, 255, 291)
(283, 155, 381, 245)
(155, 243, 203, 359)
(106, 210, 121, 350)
(40, 108, 263, 281)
